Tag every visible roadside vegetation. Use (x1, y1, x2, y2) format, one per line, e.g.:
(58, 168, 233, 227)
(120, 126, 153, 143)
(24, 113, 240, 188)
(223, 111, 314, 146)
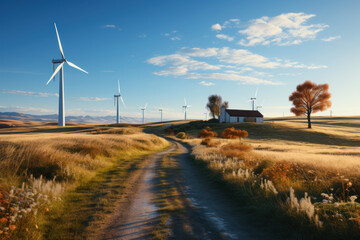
(0, 123, 168, 239)
(163, 117, 360, 239)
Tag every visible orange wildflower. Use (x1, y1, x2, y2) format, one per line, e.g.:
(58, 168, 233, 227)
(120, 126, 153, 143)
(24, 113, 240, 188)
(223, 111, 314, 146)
(0, 217, 7, 223)
(9, 225, 16, 231)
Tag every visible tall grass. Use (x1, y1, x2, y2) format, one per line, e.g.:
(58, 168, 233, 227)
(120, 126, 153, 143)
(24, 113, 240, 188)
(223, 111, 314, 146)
(0, 126, 168, 239)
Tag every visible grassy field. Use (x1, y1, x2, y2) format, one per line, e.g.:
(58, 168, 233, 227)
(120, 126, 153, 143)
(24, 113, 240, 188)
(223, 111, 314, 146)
(157, 116, 360, 239)
(0, 121, 169, 239)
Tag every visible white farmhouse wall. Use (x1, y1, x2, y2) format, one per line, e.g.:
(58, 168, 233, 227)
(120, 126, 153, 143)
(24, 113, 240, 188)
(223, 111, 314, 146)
(256, 117, 264, 123)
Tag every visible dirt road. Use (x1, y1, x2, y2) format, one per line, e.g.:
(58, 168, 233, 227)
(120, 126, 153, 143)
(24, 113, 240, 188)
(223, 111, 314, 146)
(96, 139, 273, 240)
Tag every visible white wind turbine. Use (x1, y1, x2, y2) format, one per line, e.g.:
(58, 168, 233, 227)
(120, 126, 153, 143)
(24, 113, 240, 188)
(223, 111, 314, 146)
(182, 98, 191, 120)
(256, 101, 264, 111)
(159, 105, 164, 122)
(46, 23, 88, 127)
(114, 80, 125, 124)
(249, 88, 258, 111)
(141, 103, 148, 123)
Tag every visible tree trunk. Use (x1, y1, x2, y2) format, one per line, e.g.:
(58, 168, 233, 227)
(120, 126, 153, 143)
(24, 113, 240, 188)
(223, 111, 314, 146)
(307, 113, 311, 129)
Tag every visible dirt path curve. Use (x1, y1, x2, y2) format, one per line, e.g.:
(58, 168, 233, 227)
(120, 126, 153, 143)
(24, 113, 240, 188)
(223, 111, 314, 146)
(96, 138, 274, 240)
(94, 147, 175, 240)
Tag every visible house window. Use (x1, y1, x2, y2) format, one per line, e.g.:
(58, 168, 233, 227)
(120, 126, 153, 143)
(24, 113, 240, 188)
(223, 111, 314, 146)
(237, 117, 239, 122)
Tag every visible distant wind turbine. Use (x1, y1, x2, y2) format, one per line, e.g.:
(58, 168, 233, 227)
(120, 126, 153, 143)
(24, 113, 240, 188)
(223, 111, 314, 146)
(159, 105, 164, 122)
(256, 101, 264, 111)
(141, 103, 147, 123)
(114, 80, 125, 124)
(249, 88, 258, 111)
(46, 23, 88, 127)
(182, 98, 191, 120)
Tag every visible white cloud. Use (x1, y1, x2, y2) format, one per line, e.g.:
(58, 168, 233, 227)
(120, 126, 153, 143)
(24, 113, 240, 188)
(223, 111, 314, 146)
(148, 47, 326, 85)
(163, 31, 181, 40)
(322, 35, 341, 42)
(0, 106, 55, 114)
(139, 34, 147, 38)
(170, 36, 181, 41)
(236, 12, 328, 46)
(211, 23, 222, 31)
(199, 81, 215, 86)
(216, 34, 234, 41)
(103, 24, 121, 31)
(77, 97, 111, 101)
(1, 89, 58, 97)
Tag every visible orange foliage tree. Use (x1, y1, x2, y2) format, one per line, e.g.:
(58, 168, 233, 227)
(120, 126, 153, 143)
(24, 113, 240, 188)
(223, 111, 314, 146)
(289, 80, 331, 128)
(198, 126, 218, 138)
(221, 127, 248, 141)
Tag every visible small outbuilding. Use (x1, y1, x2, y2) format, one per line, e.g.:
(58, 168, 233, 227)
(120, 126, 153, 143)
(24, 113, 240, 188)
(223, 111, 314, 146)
(219, 106, 263, 123)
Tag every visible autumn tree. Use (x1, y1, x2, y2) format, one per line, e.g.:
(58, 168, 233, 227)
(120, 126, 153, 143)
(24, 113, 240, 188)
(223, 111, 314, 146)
(289, 80, 331, 129)
(206, 95, 228, 119)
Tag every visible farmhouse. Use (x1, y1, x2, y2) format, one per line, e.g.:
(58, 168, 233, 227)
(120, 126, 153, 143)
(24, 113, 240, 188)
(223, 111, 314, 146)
(219, 106, 263, 123)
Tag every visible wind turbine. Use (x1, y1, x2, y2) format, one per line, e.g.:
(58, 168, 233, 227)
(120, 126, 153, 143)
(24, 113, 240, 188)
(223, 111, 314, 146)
(159, 105, 164, 122)
(204, 112, 208, 120)
(46, 23, 88, 127)
(114, 80, 125, 124)
(249, 88, 258, 111)
(256, 101, 264, 111)
(182, 98, 191, 120)
(141, 103, 147, 123)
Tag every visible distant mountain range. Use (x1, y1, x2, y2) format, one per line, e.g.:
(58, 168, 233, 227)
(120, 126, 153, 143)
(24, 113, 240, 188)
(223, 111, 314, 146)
(0, 112, 159, 124)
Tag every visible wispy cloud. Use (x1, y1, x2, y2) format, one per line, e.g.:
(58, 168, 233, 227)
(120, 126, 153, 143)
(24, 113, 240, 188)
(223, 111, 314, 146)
(163, 30, 181, 40)
(0, 106, 55, 113)
(212, 13, 328, 46)
(139, 34, 147, 38)
(100, 70, 116, 73)
(216, 34, 234, 41)
(148, 47, 326, 85)
(199, 81, 215, 86)
(1, 89, 58, 97)
(322, 35, 341, 42)
(102, 24, 121, 31)
(76, 97, 111, 101)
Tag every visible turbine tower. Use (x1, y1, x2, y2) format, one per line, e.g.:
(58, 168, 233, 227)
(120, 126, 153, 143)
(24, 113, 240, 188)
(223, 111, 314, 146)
(249, 88, 258, 111)
(114, 80, 125, 124)
(182, 98, 191, 120)
(141, 103, 147, 123)
(159, 106, 163, 122)
(46, 23, 88, 127)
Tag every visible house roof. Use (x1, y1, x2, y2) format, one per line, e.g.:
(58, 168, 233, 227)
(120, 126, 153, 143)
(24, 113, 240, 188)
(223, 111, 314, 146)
(225, 109, 263, 117)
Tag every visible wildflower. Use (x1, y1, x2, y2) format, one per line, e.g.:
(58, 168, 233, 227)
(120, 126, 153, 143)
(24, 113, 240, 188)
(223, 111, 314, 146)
(0, 230, 2, 234)
(45, 207, 49, 212)
(0, 217, 7, 223)
(25, 228, 29, 232)
(9, 225, 16, 231)
(35, 224, 39, 229)
(350, 195, 357, 204)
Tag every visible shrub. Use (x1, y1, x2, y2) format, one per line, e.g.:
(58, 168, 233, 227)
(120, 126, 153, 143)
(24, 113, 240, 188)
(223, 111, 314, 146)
(221, 127, 248, 140)
(261, 161, 302, 183)
(201, 138, 221, 147)
(176, 132, 187, 139)
(218, 143, 253, 161)
(198, 126, 218, 138)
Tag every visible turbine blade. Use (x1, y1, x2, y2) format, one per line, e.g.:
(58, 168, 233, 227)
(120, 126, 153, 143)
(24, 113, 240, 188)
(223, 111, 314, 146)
(66, 61, 88, 74)
(188, 105, 192, 108)
(184, 98, 187, 105)
(118, 80, 120, 94)
(54, 23, 65, 59)
(254, 88, 258, 98)
(46, 62, 64, 85)
(120, 96, 125, 107)
(145, 103, 148, 109)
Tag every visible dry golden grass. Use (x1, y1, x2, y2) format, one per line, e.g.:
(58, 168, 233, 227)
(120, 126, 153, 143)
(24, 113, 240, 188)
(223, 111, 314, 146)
(0, 122, 169, 239)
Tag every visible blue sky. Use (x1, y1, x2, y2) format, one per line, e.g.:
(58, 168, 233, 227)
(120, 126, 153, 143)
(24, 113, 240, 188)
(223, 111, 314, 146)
(1, 0, 360, 120)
